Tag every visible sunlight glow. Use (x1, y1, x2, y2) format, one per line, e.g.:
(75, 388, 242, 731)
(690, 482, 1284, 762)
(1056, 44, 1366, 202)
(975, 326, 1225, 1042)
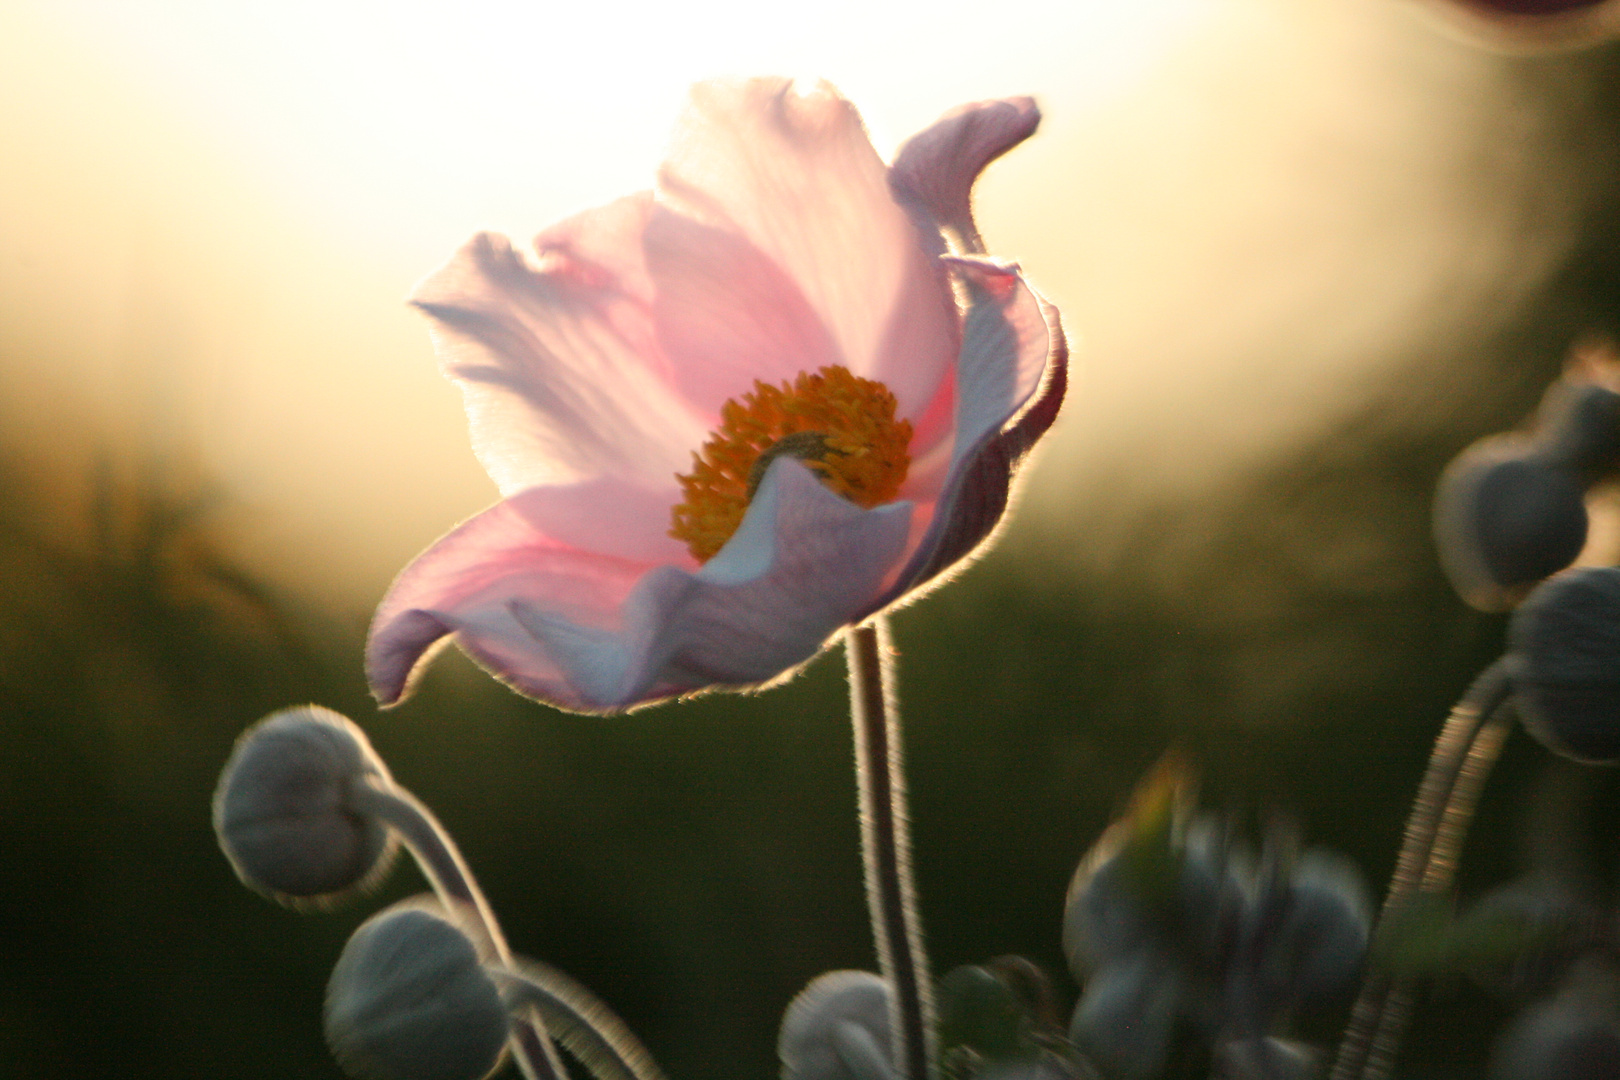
(32, 0, 1218, 251)
(5, 0, 1578, 608)
(1, 0, 1218, 601)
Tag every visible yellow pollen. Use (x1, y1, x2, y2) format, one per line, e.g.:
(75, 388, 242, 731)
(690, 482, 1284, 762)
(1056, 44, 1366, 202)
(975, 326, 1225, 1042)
(670, 365, 913, 563)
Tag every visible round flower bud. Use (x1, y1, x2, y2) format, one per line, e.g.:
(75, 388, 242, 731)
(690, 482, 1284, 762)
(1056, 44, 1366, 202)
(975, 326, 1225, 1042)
(1537, 382, 1620, 479)
(1068, 951, 1182, 1080)
(1261, 852, 1371, 1003)
(214, 705, 398, 903)
(1433, 438, 1587, 611)
(935, 965, 1028, 1063)
(326, 899, 510, 1080)
(778, 970, 896, 1080)
(1509, 567, 1620, 763)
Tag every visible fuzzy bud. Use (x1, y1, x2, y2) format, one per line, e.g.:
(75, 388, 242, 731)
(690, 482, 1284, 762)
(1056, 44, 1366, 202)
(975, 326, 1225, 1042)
(1538, 382, 1620, 478)
(214, 705, 398, 903)
(1433, 438, 1587, 611)
(1068, 951, 1182, 1080)
(778, 970, 896, 1080)
(326, 899, 510, 1080)
(1264, 853, 1372, 1002)
(1509, 567, 1620, 763)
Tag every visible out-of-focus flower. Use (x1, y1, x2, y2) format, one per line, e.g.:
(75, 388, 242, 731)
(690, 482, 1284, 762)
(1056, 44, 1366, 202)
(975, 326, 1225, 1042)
(1063, 764, 1369, 1078)
(1417, 0, 1620, 50)
(1509, 566, 1620, 763)
(367, 78, 1065, 713)
(1433, 369, 1620, 612)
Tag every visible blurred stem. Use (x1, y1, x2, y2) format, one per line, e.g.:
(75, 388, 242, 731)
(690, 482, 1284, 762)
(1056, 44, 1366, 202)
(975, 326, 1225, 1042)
(848, 618, 934, 1080)
(1359, 700, 1515, 1080)
(1328, 659, 1512, 1080)
(354, 780, 571, 1080)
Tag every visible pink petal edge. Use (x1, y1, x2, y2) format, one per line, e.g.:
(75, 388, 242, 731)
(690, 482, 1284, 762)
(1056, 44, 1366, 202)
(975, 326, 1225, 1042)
(369, 460, 913, 712)
(872, 256, 1068, 612)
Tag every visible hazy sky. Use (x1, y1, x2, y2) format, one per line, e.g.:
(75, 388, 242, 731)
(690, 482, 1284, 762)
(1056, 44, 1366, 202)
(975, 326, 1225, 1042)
(0, 0, 1585, 606)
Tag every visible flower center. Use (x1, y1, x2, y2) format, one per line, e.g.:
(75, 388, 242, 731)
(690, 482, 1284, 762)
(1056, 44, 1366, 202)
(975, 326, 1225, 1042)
(670, 365, 913, 563)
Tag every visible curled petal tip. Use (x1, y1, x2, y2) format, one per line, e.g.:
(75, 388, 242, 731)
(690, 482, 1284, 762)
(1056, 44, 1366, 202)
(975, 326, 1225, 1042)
(890, 96, 1042, 248)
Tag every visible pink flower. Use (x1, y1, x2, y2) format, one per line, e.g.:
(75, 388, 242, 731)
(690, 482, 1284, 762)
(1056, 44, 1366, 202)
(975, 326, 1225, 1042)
(367, 79, 1066, 713)
(1420, 0, 1620, 47)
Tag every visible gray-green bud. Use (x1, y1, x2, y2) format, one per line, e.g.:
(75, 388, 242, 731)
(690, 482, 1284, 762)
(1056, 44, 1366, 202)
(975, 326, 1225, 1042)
(214, 705, 398, 904)
(778, 970, 897, 1080)
(326, 899, 511, 1080)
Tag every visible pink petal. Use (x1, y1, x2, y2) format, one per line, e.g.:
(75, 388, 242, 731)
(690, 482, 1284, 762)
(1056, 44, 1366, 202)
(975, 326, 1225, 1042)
(889, 97, 1041, 252)
(369, 461, 912, 712)
(874, 257, 1068, 611)
(641, 208, 844, 418)
(367, 478, 687, 706)
(657, 78, 958, 423)
(411, 225, 707, 496)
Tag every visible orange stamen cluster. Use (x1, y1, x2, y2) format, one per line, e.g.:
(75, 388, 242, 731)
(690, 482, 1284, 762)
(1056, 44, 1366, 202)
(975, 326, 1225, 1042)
(670, 365, 913, 563)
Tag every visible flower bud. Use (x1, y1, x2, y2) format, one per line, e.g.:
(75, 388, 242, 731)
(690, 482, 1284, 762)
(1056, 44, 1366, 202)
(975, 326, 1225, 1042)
(778, 970, 896, 1080)
(1537, 382, 1620, 478)
(1509, 567, 1620, 763)
(326, 899, 510, 1080)
(1068, 951, 1182, 1080)
(214, 706, 398, 903)
(1259, 853, 1370, 1003)
(1433, 438, 1588, 611)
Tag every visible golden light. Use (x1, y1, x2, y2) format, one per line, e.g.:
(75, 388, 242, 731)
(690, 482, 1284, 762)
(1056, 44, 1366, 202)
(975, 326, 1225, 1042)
(0, 0, 1588, 605)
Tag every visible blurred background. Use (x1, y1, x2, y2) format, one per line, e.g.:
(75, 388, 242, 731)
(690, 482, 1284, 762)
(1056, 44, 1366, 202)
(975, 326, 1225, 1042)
(3, 0, 1620, 1076)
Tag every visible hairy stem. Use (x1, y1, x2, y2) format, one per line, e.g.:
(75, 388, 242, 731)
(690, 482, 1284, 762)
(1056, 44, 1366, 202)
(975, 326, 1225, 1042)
(1359, 701, 1515, 1080)
(848, 618, 933, 1080)
(1329, 659, 1512, 1080)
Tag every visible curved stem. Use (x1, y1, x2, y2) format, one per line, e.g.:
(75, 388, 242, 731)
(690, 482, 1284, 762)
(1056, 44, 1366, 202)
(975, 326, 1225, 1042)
(354, 780, 570, 1080)
(847, 618, 934, 1080)
(493, 960, 670, 1080)
(1359, 700, 1515, 1080)
(1329, 660, 1512, 1080)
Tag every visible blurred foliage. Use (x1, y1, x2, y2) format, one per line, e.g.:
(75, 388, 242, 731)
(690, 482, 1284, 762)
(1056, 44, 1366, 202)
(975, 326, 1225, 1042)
(0, 408, 1558, 1080)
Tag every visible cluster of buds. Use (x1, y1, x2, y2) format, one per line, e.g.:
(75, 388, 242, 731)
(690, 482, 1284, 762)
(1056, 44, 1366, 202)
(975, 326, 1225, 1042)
(1061, 764, 1370, 1080)
(214, 707, 663, 1080)
(1432, 354, 1620, 763)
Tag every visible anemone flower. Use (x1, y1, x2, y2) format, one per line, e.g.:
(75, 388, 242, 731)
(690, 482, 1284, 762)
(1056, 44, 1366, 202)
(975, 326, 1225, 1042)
(367, 78, 1066, 714)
